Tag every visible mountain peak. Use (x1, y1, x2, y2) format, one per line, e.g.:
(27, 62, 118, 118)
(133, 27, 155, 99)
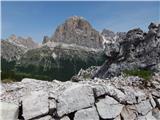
(7, 35, 39, 50)
(50, 16, 103, 49)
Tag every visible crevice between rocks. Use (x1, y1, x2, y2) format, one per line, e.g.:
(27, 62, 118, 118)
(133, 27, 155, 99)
(18, 101, 24, 120)
(63, 111, 75, 120)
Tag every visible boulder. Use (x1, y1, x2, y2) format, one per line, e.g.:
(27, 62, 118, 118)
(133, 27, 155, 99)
(0, 102, 19, 120)
(96, 96, 124, 119)
(74, 106, 99, 120)
(57, 84, 95, 117)
(22, 91, 49, 120)
(60, 116, 70, 120)
(135, 99, 153, 115)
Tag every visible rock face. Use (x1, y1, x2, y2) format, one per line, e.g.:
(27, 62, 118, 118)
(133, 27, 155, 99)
(50, 16, 103, 49)
(101, 29, 126, 44)
(1, 74, 160, 120)
(93, 22, 160, 78)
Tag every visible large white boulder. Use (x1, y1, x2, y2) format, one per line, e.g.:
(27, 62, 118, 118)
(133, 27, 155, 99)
(57, 84, 95, 117)
(96, 96, 124, 119)
(22, 90, 49, 119)
(74, 106, 99, 120)
(0, 102, 19, 120)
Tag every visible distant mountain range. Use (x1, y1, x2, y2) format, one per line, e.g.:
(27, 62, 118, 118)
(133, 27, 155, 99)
(1, 16, 159, 82)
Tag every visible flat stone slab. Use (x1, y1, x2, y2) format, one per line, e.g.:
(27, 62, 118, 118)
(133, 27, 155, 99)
(96, 96, 124, 119)
(22, 91, 49, 120)
(57, 84, 95, 117)
(74, 106, 99, 120)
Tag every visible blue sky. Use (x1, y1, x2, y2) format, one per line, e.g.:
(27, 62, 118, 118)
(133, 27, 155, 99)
(1, 1, 160, 43)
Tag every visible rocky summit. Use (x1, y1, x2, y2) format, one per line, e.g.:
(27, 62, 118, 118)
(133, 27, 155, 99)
(50, 16, 104, 49)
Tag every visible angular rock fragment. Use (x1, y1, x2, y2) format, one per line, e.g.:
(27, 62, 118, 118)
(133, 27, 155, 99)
(22, 91, 49, 120)
(135, 99, 153, 115)
(74, 106, 99, 120)
(57, 84, 95, 117)
(96, 96, 124, 119)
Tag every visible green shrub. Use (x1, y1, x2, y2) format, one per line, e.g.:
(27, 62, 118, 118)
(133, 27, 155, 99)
(123, 69, 153, 80)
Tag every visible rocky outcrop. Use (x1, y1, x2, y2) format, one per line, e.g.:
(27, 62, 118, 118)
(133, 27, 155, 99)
(50, 16, 103, 49)
(93, 22, 160, 78)
(1, 73, 160, 120)
(101, 29, 126, 44)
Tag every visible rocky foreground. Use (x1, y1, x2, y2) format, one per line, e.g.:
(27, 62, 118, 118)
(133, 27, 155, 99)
(1, 73, 160, 120)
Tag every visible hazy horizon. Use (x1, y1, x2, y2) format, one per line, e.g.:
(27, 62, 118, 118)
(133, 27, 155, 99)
(2, 1, 159, 43)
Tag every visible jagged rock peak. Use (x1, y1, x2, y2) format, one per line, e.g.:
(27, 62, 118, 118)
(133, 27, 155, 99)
(42, 36, 50, 44)
(50, 16, 103, 49)
(101, 29, 115, 38)
(7, 34, 39, 50)
(93, 22, 160, 79)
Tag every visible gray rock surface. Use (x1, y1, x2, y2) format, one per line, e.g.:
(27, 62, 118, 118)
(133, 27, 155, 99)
(51, 16, 103, 49)
(74, 106, 99, 120)
(22, 90, 49, 120)
(57, 84, 95, 117)
(96, 96, 124, 119)
(0, 102, 19, 120)
(93, 22, 160, 78)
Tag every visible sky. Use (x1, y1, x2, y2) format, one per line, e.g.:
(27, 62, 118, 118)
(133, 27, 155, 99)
(1, 1, 160, 43)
